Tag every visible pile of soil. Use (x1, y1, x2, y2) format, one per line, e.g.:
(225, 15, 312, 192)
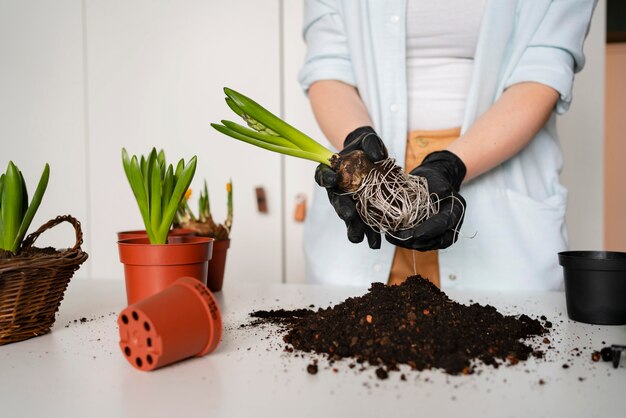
(251, 276, 549, 376)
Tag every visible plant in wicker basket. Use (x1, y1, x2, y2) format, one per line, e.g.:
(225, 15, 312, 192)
(0, 161, 49, 254)
(0, 161, 88, 345)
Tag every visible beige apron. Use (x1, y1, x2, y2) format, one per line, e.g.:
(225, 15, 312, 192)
(388, 127, 461, 287)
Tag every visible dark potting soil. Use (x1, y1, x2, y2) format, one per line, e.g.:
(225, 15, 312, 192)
(250, 276, 548, 376)
(0, 246, 59, 261)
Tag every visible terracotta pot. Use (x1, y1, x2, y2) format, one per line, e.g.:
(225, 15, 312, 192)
(118, 236, 213, 305)
(207, 239, 230, 292)
(118, 277, 222, 371)
(116, 228, 195, 241)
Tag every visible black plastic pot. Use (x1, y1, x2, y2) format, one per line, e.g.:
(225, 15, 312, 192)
(558, 251, 626, 325)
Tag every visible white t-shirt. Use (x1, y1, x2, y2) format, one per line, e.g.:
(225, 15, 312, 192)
(406, 0, 485, 131)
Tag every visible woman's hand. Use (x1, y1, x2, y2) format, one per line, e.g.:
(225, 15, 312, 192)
(315, 126, 387, 249)
(385, 150, 467, 250)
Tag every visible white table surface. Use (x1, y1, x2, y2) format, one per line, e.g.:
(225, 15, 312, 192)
(1, 278, 625, 418)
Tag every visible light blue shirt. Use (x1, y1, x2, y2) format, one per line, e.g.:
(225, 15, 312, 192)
(299, 0, 597, 291)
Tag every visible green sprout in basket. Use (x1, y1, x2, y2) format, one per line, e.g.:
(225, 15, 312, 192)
(0, 161, 50, 254)
(177, 179, 233, 241)
(122, 148, 197, 244)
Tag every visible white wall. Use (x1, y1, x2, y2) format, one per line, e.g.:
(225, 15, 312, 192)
(0, 0, 89, 277)
(0, 0, 608, 284)
(282, 0, 327, 283)
(605, 42, 626, 251)
(558, 0, 606, 251)
(1, 0, 284, 284)
(83, 0, 283, 283)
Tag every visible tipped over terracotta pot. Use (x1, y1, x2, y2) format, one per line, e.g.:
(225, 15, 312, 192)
(118, 277, 222, 371)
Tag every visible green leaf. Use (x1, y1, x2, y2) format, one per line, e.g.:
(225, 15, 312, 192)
(128, 155, 156, 243)
(18, 169, 28, 221)
(150, 157, 162, 236)
(122, 148, 151, 237)
(203, 179, 210, 215)
(143, 149, 157, 215)
(174, 158, 184, 183)
(162, 165, 174, 216)
(0, 173, 5, 241)
(197, 179, 209, 221)
(221, 120, 301, 149)
(225, 97, 245, 118)
(122, 148, 132, 183)
(225, 179, 233, 232)
(127, 157, 146, 208)
(223, 87, 332, 156)
(140, 155, 147, 178)
(157, 149, 166, 166)
(211, 123, 332, 165)
(2, 162, 23, 252)
(13, 163, 49, 251)
(157, 156, 197, 241)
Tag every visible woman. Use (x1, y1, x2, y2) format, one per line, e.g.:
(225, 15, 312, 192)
(299, 0, 597, 290)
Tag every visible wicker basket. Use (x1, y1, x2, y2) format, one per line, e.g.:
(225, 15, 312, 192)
(0, 215, 88, 345)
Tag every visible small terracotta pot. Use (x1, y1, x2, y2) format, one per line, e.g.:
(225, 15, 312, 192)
(118, 277, 222, 371)
(118, 236, 213, 305)
(207, 239, 230, 292)
(116, 228, 195, 241)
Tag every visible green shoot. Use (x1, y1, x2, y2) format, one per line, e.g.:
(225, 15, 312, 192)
(0, 161, 50, 254)
(177, 178, 233, 241)
(211, 88, 335, 166)
(200, 180, 210, 222)
(225, 179, 233, 233)
(122, 148, 197, 244)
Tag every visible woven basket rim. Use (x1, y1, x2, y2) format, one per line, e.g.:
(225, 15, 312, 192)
(0, 248, 88, 272)
(0, 215, 87, 274)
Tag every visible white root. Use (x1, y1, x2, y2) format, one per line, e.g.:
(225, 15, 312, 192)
(345, 158, 437, 237)
(345, 158, 466, 242)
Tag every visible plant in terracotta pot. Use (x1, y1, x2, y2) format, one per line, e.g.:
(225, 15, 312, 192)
(1, 161, 88, 345)
(118, 148, 214, 304)
(117, 149, 195, 241)
(177, 179, 232, 292)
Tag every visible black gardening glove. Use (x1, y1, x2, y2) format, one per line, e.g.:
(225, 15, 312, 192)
(314, 126, 387, 249)
(385, 150, 467, 251)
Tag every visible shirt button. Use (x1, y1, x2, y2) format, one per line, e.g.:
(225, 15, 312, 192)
(448, 274, 457, 281)
(389, 15, 400, 23)
(390, 104, 399, 113)
(373, 264, 381, 272)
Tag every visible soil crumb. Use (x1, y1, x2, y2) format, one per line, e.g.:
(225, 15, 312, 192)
(307, 363, 318, 375)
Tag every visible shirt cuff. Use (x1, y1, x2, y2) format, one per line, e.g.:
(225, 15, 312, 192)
(504, 46, 575, 114)
(298, 57, 357, 93)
